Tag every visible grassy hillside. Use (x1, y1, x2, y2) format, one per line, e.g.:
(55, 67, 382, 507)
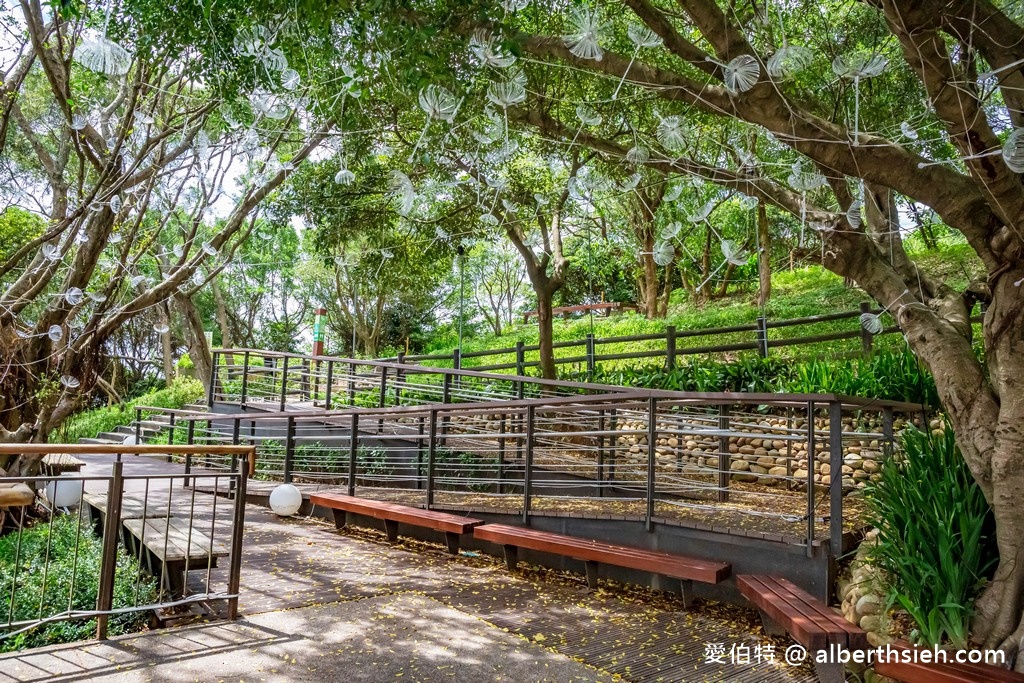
(420, 243, 983, 375)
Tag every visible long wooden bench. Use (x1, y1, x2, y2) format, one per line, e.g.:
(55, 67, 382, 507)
(874, 640, 1024, 683)
(310, 492, 484, 555)
(121, 517, 229, 597)
(473, 523, 730, 606)
(738, 574, 867, 683)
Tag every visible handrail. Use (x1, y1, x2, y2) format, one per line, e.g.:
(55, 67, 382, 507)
(0, 444, 255, 456)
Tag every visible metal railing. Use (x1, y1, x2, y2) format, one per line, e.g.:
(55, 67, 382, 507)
(0, 444, 251, 644)
(138, 390, 923, 557)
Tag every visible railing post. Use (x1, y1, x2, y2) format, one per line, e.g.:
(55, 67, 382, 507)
(859, 301, 874, 358)
(497, 412, 506, 494)
(284, 416, 296, 484)
(347, 413, 359, 496)
(279, 355, 289, 411)
(426, 409, 437, 509)
(665, 326, 676, 370)
(324, 359, 334, 410)
(806, 401, 816, 558)
(378, 367, 388, 408)
(134, 407, 142, 444)
(882, 406, 894, 460)
(207, 350, 219, 408)
(240, 351, 250, 407)
(348, 362, 356, 407)
(452, 348, 461, 371)
(95, 460, 123, 639)
(523, 405, 535, 525)
(226, 456, 248, 620)
(515, 341, 525, 400)
(596, 409, 605, 497)
(717, 405, 730, 503)
(184, 421, 195, 488)
(301, 359, 310, 401)
(756, 316, 769, 358)
(395, 352, 405, 407)
(167, 413, 176, 461)
(416, 415, 426, 490)
(646, 396, 658, 532)
(829, 401, 844, 555)
(585, 333, 596, 379)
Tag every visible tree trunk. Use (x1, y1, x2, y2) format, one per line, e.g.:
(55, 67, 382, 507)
(640, 233, 659, 319)
(212, 276, 235, 371)
(174, 292, 212, 390)
(757, 202, 771, 309)
(158, 302, 174, 388)
(535, 288, 556, 380)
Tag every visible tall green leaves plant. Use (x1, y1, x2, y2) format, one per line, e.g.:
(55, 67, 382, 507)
(864, 422, 996, 648)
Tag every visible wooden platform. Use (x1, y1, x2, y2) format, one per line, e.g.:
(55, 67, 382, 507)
(122, 517, 229, 596)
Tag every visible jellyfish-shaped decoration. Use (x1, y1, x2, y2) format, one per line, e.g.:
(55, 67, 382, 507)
(408, 84, 461, 162)
(706, 55, 760, 93)
(75, 24, 132, 77)
(486, 74, 526, 147)
(657, 115, 688, 152)
(389, 170, 416, 216)
(721, 240, 749, 265)
(859, 312, 883, 335)
(61, 375, 81, 389)
(470, 30, 517, 68)
(652, 241, 675, 266)
(562, 8, 606, 62)
(334, 164, 356, 185)
(846, 200, 863, 229)
(626, 144, 649, 165)
(71, 113, 89, 131)
(900, 121, 918, 140)
(832, 53, 887, 145)
(154, 322, 170, 334)
(664, 183, 682, 202)
(661, 221, 682, 239)
(612, 24, 663, 100)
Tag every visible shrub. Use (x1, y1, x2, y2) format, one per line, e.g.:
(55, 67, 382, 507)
(863, 421, 997, 648)
(59, 378, 205, 443)
(0, 515, 156, 652)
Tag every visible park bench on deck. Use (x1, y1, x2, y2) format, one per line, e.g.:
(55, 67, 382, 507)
(473, 523, 730, 605)
(737, 574, 867, 683)
(121, 516, 229, 597)
(310, 492, 484, 554)
(83, 492, 168, 533)
(873, 640, 1024, 683)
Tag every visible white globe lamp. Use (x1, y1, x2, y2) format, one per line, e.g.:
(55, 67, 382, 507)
(43, 477, 83, 509)
(269, 484, 302, 516)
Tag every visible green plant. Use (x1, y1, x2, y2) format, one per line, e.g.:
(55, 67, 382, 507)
(864, 421, 997, 648)
(58, 378, 205, 444)
(0, 515, 156, 652)
(176, 353, 194, 370)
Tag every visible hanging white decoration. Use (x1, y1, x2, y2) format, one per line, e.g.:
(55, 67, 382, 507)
(663, 183, 682, 202)
(859, 312, 884, 334)
(470, 30, 517, 68)
(486, 74, 527, 148)
(900, 121, 919, 140)
(576, 104, 602, 127)
(832, 53, 887, 145)
(653, 241, 675, 266)
(626, 144, 649, 165)
(202, 242, 218, 256)
(612, 24, 663, 100)
(70, 113, 89, 131)
(130, 274, 148, 287)
(618, 173, 641, 191)
(334, 165, 356, 185)
(656, 114, 688, 152)
(480, 213, 499, 227)
(153, 322, 170, 334)
(766, 11, 812, 80)
(1002, 127, 1024, 173)
(562, 8, 606, 62)
(501, 0, 530, 10)
(281, 68, 301, 90)
(721, 240, 749, 265)
(846, 200, 863, 229)
(706, 54, 760, 93)
(75, 29, 132, 77)
(63, 288, 84, 306)
(687, 199, 715, 223)
(389, 170, 416, 216)
(16, 324, 64, 342)
(234, 25, 270, 57)
(87, 291, 107, 303)
(110, 195, 122, 213)
(534, 193, 550, 206)
(408, 84, 461, 162)
(60, 375, 81, 389)
(661, 221, 682, 239)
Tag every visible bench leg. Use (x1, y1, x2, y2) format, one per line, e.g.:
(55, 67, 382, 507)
(502, 544, 518, 571)
(331, 509, 346, 530)
(757, 610, 786, 637)
(384, 519, 400, 544)
(444, 532, 460, 555)
(679, 579, 694, 609)
(814, 661, 845, 683)
(584, 561, 599, 589)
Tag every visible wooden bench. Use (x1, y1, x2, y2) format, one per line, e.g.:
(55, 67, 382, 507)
(874, 640, 1024, 683)
(121, 517, 229, 597)
(83, 492, 170, 535)
(738, 574, 867, 683)
(473, 523, 730, 606)
(310, 492, 484, 555)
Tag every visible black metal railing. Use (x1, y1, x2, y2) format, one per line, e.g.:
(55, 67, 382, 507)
(139, 391, 920, 556)
(0, 444, 251, 645)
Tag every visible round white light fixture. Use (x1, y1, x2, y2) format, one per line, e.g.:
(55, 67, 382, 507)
(269, 484, 302, 516)
(43, 477, 84, 509)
